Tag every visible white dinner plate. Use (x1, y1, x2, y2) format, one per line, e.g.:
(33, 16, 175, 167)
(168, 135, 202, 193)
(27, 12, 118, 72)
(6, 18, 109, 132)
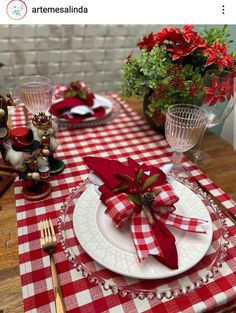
(73, 180, 213, 279)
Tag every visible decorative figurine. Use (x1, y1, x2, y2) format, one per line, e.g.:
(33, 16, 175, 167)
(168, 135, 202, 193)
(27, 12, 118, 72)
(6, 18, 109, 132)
(0, 94, 16, 162)
(0, 95, 17, 197)
(31, 112, 64, 175)
(6, 126, 52, 201)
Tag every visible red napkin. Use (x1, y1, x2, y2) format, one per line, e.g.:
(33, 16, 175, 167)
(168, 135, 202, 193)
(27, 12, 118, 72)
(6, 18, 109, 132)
(49, 97, 106, 123)
(152, 217, 178, 269)
(84, 156, 166, 199)
(84, 156, 178, 269)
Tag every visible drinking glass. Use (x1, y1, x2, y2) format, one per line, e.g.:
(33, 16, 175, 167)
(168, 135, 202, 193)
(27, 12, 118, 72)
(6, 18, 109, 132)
(165, 104, 208, 176)
(192, 70, 236, 165)
(18, 76, 52, 114)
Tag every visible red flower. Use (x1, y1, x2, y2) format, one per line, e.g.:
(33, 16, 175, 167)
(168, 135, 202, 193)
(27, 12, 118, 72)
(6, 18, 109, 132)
(170, 77, 185, 89)
(203, 76, 228, 105)
(138, 25, 207, 60)
(167, 64, 183, 75)
(192, 34, 207, 50)
(152, 83, 167, 100)
(156, 25, 195, 45)
(168, 43, 197, 60)
(189, 81, 201, 96)
(137, 33, 158, 51)
(156, 27, 182, 45)
(205, 42, 234, 70)
(223, 76, 234, 100)
(155, 28, 169, 45)
(167, 32, 206, 61)
(156, 25, 205, 51)
(178, 25, 196, 43)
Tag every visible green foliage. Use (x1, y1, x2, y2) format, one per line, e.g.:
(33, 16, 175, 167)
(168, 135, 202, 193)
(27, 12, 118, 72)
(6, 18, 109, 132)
(121, 46, 170, 97)
(201, 25, 233, 46)
(121, 46, 203, 116)
(65, 89, 88, 100)
(136, 169, 143, 183)
(127, 194, 142, 205)
(113, 185, 130, 193)
(142, 174, 160, 191)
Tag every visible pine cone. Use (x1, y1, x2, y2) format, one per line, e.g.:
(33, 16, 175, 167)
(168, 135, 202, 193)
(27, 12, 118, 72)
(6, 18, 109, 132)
(141, 192, 155, 206)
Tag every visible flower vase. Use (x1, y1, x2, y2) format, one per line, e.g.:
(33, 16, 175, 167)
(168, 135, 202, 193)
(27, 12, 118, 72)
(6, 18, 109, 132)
(143, 93, 166, 135)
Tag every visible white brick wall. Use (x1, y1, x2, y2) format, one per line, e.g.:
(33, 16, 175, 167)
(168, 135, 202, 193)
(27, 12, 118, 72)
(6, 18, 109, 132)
(0, 25, 163, 93)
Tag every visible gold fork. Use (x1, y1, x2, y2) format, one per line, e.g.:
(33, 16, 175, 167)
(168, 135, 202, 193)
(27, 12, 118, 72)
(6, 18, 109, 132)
(39, 219, 66, 313)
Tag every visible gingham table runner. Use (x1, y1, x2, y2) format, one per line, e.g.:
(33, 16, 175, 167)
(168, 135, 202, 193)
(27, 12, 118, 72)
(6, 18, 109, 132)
(11, 94, 236, 313)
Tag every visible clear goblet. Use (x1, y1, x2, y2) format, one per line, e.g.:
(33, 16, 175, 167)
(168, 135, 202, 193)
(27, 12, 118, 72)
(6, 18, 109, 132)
(18, 76, 52, 114)
(165, 104, 208, 177)
(192, 69, 236, 165)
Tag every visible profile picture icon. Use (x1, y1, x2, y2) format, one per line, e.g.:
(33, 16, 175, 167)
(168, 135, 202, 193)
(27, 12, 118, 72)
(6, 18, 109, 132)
(6, 0, 27, 20)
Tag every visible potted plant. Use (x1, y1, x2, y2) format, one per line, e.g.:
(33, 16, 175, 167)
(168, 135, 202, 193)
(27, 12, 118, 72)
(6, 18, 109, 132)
(121, 25, 236, 133)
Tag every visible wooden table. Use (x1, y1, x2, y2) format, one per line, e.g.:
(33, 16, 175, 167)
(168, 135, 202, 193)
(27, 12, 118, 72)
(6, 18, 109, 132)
(1, 98, 236, 313)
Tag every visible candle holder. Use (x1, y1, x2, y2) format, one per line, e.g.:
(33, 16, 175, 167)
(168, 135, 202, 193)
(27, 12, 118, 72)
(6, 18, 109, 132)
(18, 76, 65, 175)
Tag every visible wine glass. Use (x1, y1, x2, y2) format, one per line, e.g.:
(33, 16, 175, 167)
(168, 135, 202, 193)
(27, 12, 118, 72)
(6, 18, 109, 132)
(192, 69, 236, 165)
(18, 76, 52, 114)
(165, 104, 208, 177)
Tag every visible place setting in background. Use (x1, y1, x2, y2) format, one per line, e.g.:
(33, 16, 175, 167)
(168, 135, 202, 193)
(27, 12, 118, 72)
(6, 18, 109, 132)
(49, 81, 121, 129)
(0, 76, 123, 200)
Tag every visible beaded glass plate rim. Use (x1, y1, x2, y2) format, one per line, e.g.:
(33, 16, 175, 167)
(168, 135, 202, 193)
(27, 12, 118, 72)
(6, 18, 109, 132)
(57, 176, 230, 301)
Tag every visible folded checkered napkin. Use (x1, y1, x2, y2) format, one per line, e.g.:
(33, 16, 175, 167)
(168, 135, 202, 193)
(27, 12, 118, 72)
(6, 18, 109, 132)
(84, 156, 208, 269)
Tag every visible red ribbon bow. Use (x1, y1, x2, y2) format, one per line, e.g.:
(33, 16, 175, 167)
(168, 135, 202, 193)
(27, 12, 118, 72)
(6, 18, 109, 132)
(105, 183, 207, 263)
(84, 156, 207, 269)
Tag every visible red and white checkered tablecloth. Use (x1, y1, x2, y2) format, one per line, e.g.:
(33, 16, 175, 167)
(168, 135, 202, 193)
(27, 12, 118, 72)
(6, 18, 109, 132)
(11, 94, 236, 313)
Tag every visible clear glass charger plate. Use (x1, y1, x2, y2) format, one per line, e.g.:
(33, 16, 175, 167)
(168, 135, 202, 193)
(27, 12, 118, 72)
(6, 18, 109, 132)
(52, 94, 121, 129)
(58, 176, 229, 300)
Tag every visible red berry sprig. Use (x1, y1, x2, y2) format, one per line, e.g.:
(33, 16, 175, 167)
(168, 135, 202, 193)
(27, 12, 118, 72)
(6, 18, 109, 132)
(113, 168, 160, 225)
